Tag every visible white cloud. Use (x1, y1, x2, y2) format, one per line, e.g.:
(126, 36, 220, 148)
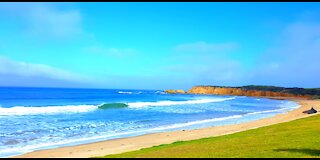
(0, 2, 83, 39)
(27, 6, 82, 39)
(162, 60, 245, 87)
(169, 19, 320, 88)
(0, 56, 88, 83)
(85, 46, 137, 58)
(251, 20, 320, 87)
(174, 41, 238, 53)
(161, 41, 246, 87)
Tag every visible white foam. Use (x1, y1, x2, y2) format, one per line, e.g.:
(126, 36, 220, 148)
(278, 101, 300, 109)
(247, 102, 300, 115)
(247, 108, 287, 115)
(0, 105, 98, 116)
(127, 97, 235, 108)
(155, 91, 166, 94)
(0, 114, 243, 158)
(147, 115, 243, 131)
(118, 91, 133, 94)
(0, 97, 235, 116)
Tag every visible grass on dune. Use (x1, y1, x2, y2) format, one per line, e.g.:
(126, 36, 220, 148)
(100, 114, 320, 158)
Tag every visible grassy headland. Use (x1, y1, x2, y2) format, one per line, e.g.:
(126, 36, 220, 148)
(237, 85, 320, 99)
(102, 114, 320, 158)
(167, 85, 320, 99)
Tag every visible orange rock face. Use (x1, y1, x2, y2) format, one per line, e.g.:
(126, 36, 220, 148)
(187, 86, 311, 99)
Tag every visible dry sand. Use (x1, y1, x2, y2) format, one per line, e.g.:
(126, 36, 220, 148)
(13, 98, 320, 158)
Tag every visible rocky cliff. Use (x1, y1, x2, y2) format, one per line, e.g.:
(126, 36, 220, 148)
(187, 86, 312, 99)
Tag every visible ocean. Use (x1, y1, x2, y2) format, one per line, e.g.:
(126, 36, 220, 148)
(0, 87, 299, 157)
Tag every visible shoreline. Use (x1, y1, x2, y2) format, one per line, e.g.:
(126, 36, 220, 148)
(13, 97, 320, 158)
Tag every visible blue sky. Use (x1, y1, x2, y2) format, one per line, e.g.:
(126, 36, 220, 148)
(0, 2, 320, 90)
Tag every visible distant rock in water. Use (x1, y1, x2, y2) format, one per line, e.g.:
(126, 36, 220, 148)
(303, 107, 318, 114)
(98, 103, 128, 109)
(164, 89, 186, 94)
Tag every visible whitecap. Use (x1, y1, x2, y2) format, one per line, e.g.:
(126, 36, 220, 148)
(0, 105, 98, 116)
(127, 97, 235, 108)
(118, 91, 133, 94)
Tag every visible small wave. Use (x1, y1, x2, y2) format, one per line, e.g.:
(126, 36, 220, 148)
(0, 105, 98, 116)
(278, 101, 300, 109)
(118, 91, 133, 94)
(155, 91, 165, 94)
(247, 102, 299, 115)
(148, 115, 243, 131)
(98, 103, 128, 109)
(127, 97, 235, 108)
(247, 108, 287, 115)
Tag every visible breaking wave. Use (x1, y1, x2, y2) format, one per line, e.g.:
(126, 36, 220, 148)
(2, 97, 297, 117)
(0, 105, 97, 116)
(98, 103, 128, 109)
(0, 97, 234, 116)
(118, 91, 133, 94)
(127, 97, 235, 108)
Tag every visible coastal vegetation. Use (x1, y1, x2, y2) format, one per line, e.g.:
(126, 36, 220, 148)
(102, 114, 320, 158)
(194, 85, 320, 96)
(166, 85, 320, 99)
(312, 95, 320, 99)
(237, 85, 320, 96)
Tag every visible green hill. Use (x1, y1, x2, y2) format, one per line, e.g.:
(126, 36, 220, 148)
(101, 114, 320, 158)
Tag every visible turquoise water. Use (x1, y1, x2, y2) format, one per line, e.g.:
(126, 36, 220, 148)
(0, 87, 299, 157)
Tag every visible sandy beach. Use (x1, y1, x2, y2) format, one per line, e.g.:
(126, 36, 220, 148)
(13, 98, 320, 158)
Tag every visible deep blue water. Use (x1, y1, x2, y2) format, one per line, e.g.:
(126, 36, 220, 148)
(0, 87, 299, 157)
